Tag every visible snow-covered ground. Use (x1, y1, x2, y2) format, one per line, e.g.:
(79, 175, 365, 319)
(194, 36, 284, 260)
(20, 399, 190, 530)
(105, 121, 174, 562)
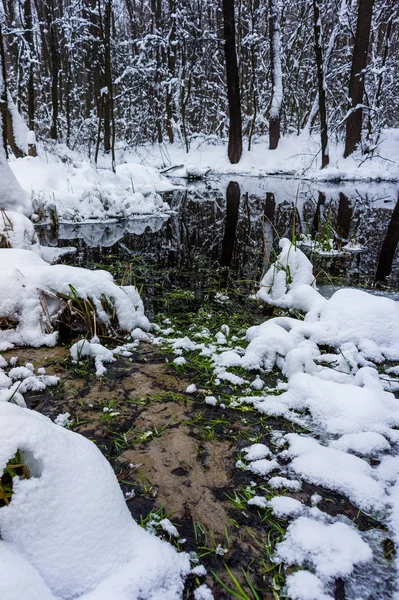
(0, 211, 194, 600)
(8, 144, 179, 222)
(119, 128, 399, 182)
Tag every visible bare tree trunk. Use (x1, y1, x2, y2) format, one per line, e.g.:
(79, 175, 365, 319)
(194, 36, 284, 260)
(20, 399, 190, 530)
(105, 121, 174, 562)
(165, 0, 177, 144)
(222, 0, 242, 164)
(375, 195, 399, 285)
(103, 0, 115, 166)
(312, 0, 329, 168)
(305, 0, 347, 132)
(268, 0, 283, 149)
(221, 181, 240, 266)
(23, 0, 35, 132)
(47, 0, 59, 140)
(344, 0, 374, 158)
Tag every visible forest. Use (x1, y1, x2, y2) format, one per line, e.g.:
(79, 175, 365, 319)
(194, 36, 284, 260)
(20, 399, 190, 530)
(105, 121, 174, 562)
(1, 2, 399, 600)
(0, 0, 398, 164)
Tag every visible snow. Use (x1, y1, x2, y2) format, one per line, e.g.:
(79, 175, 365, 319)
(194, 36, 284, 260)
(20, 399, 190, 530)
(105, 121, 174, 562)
(0, 248, 149, 348)
(0, 148, 29, 215)
(274, 517, 372, 579)
(0, 402, 190, 599)
(242, 443, 271, 461)
(268, 496, 304, 518)
(285, 434, 385, 512)
(286, 571, 332, 600)
(9, 151, 178, 223)
(245, 458, 279, 477)
(0, 356, 59, 408)
(268, 476, 302, 491)
(185, 384, 197, 394)
(329, 432, 391, 456)
(120, 128, 399, 181)
(194, 584, 214, 600)
(257, 238, 318, 310)
(0, 210, 41, 254)
(70, 339, 116, 376)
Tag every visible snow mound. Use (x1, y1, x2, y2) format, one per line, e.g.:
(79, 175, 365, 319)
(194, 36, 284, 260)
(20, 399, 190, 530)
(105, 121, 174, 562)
(286, 434, 385, 512)
(274, 517, 372, 580)
(10, 154, 177, 222)
(0, 248, 149, 348)
(0, 210, 41, 254)
(0, 402, 190, 599)
(257, 238, 321, 311)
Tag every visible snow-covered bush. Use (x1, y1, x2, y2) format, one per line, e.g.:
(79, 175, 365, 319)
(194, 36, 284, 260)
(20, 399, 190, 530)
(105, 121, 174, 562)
(0, 210, 41, 254)
(0, 248, 150, 349)
(257, 238, 321, 312)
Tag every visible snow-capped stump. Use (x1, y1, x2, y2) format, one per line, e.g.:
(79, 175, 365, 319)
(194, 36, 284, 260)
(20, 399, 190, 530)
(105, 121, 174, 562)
(0, 248, 150, 348)
(0, 402, 190, 599)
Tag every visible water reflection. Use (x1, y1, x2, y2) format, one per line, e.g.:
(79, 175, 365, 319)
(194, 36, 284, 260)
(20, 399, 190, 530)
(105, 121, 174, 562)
(36, 177, 399, 294)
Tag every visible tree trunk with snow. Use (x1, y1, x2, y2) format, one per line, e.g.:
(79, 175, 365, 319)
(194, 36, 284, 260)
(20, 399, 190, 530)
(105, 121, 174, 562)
(0, 114, 30, 213)
(268, 0, 283, 150)
(312, 0, 329, 168)
(344, 0, 374, 158)
(222, 0, 243, 164)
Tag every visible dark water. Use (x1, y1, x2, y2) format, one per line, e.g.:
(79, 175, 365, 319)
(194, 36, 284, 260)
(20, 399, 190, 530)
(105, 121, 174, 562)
(36, 176, 399, 315)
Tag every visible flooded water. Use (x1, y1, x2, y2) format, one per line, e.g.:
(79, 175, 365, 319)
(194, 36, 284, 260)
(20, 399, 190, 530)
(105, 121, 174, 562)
(36, 176, 399, 314)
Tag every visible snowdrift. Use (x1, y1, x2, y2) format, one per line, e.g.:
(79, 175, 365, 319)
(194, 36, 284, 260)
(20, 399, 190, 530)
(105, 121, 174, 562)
(0, 402, 190, 600)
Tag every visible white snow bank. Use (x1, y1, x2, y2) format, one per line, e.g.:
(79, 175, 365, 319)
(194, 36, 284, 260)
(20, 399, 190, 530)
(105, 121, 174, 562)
(0, 249, 149, 348)
(256, 371, 399, 438)
(0, 402, 190, 599)
(10, 153, 177, 222)
(121, 129, 399, 182)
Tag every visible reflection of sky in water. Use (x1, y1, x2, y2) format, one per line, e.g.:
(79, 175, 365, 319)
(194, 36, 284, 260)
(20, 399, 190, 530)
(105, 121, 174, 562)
(36, 177, 399, 289)
(58, 216, 169, 247)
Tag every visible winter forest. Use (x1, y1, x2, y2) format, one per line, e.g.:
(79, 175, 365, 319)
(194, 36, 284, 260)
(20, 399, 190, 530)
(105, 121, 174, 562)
(1, 1, 399, 600)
